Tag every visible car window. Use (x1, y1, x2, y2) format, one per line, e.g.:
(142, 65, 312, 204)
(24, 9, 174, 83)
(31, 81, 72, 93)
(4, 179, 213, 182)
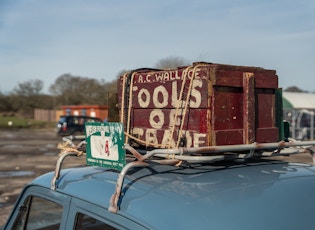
(67, 117, 74, 125)
(79, 117, 85, 125)
(73, 117, 79, 125)
(86, 118, 95, 122)
(75, 213, 117, 230)
(12, 195, 63, 230)
(59, 117, 67, 124)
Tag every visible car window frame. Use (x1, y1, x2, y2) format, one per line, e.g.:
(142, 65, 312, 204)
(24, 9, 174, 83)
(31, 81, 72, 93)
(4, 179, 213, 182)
(4, 185, 71, 230)
(66, 197, 151, 230)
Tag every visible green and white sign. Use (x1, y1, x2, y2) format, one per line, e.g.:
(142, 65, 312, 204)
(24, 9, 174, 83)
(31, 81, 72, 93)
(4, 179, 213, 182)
(85, 122, 126, 171)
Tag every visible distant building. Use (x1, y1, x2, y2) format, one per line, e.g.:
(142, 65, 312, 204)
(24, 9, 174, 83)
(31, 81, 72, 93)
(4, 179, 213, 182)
(283, 92, 315, 140)
(60, 105, 108, 121)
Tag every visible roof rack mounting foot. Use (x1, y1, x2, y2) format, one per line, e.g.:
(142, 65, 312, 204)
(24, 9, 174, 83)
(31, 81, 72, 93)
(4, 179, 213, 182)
(51, 151, 83, 190)
(109, 161, 150, 213)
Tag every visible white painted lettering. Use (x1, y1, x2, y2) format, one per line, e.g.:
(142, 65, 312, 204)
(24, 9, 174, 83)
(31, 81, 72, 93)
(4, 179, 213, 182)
(138, 88, 150, 108)
(146, 129, 158, 146)
(171, 81, 185, 107)
(146, 74, 151, 83)
(155, 73, 163, 82)
(193, 133, 207, 147)
(149, 109, 164, 129)
(138, 75, 143, 83)
(161, 130, 175, 148)
(132, 128, 144, 138)
(131, 128, 206, 147)
(153, 85, 168, 108)
(169, 109, 182, 128)
(163, 72, 170, 81)
(184, 131, 193, 147)
(189, 80, 202, 108)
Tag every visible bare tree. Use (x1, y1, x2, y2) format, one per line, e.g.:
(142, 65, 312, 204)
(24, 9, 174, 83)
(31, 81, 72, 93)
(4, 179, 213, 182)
(49, 74, 113, 106)
(13, 79, 43, 96)
(154, 56, 190, 69)
(284, 86, 308, 93)
(10, 80, 46, 117)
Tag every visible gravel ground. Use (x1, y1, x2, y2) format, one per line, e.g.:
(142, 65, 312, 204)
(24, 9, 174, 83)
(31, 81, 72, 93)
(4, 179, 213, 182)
(0, 129, 314, 227)
(0, 129, 84, 227)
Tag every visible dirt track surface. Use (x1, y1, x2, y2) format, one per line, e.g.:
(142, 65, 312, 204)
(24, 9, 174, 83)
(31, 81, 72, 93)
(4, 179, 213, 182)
(0, 129, 314, 227)
(0, 129, 84, 227)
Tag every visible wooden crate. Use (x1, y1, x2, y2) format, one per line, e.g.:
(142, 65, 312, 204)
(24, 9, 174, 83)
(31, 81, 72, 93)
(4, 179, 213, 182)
(118, 62, 280, 148)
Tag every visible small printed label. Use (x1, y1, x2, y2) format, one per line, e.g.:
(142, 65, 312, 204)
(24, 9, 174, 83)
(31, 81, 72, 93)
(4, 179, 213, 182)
(85, 122, 126, 171)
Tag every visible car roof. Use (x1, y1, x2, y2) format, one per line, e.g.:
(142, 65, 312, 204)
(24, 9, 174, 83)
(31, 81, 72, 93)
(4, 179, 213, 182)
(31, 160, 315, 229)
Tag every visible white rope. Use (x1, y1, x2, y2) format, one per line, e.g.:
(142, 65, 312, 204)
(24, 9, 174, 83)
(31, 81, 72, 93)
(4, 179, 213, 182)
(120, 72, 129, 123)
(176, 64, 202, 148)
(167, 65, 191, 148)
(121, 64, 206, 149)
(125, 72, 136, 144)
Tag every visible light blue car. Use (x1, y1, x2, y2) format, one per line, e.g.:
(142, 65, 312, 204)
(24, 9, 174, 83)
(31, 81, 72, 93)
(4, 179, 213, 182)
(3, 155, 315, 229)
(3, 122, 315, 229)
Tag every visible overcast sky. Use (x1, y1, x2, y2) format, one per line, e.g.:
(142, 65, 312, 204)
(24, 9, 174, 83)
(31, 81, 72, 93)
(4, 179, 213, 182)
(1, 0, 315, 93)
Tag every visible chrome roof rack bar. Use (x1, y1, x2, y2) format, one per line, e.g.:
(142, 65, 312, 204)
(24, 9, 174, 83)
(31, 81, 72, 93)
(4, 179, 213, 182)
(52, 134, 315, 212)
(51, 136, 86, 190)
(109, 161, 150, 213)
(109, 141, 315, 212)
(51, 151, 82, 190)
(127, 140, 315, 162)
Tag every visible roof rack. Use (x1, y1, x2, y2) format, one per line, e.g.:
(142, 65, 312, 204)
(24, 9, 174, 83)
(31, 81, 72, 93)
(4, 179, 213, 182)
(51, 135, 315, 213)
(51, 136, 86, 190)
(109, 141, 315, 212)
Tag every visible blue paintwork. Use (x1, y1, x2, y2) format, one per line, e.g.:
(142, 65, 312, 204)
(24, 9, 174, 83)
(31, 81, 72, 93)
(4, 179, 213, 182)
(5, 160, 315, 229)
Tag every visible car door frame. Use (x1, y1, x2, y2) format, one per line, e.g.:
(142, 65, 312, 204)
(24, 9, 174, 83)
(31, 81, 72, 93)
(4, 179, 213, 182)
(66, 197, 151, 230)
(3, 185, 71, 230)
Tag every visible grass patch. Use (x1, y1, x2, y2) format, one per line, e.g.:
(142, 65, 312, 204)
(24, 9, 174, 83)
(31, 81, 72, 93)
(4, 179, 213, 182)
(0, 116, 55, 129)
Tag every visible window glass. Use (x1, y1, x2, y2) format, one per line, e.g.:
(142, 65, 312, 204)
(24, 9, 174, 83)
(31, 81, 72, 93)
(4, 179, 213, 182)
(12, 196, 63, 230)
(59, 116, 67, 123)
(75, 213, 117, 230)
(79, 118, 85, 125)
(73, 117, 79, 124)
(66, 109, 71, 116)
(12, 196, 31, 230)
(27, 196, 63, 229)
(67, 117, 74, 125)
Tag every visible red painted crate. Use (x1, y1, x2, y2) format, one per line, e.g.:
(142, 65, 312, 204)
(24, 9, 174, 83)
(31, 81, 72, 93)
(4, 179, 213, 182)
(118, 62, 280, 148)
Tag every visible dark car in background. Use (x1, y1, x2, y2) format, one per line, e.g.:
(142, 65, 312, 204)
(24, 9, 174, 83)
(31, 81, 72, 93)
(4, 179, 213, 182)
(56, 115, 102, 136)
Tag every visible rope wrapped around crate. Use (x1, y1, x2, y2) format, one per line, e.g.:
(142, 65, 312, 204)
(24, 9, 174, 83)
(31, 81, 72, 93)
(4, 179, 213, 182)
(120, 64, 208, 150)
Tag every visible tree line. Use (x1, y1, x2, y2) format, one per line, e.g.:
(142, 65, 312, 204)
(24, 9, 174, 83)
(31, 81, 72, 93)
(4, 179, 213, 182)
(0, 57, 188, 119)
(0, 57, 308, 119)
(0, 74, 119, 119)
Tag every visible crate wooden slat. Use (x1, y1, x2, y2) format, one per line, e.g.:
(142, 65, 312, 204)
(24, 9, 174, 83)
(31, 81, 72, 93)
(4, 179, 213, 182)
(118, 62, 280, 148)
